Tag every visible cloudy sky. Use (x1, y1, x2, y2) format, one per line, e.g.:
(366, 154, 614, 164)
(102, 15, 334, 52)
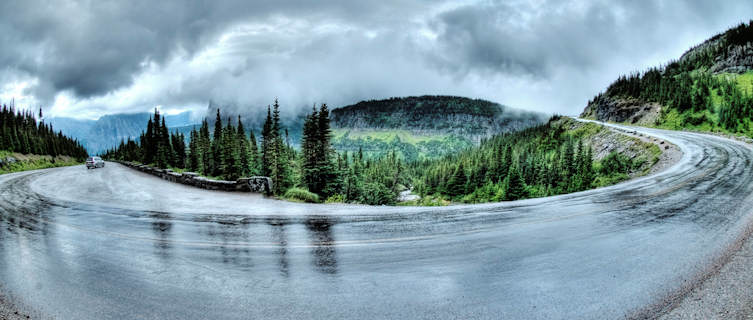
(0, 0, 751, 120)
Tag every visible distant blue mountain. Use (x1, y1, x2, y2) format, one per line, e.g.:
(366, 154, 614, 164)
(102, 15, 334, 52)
(47, 111, 198, 155)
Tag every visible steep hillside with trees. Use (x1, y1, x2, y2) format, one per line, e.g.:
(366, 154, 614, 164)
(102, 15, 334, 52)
(331, 95, 545, 136)
(0, 104, 88, 173)
(407, 117, 661, 204)
(331, 96, 547, 160)
(582, 21, 753, 135)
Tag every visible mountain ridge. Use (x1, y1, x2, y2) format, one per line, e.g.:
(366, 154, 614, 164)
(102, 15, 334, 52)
(47, 111, 196, 154)
(331, 95, 547, 142)
(581, 21, 753, 132)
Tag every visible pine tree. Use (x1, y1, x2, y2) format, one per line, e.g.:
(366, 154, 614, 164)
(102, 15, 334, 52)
(270, 99, 291, 194)
(221, 117, 239, 179)
(143, 117, 155, 164)
(446, 162, 468, 197)
(187, 128, 199, 171)
(0, 104, 87, 159)
(581, 145, 594, 189)
(301, 106, 320, 193)
(500, 144, 513, 182)
(211, 109, 223, 176)
(261, 106, 273, 177)
(237, 116, 251, 177)
(171, 132, 186, 168)
(248, 127, 259, 175)
(504, 164, 526, 200)
(316, 103, 338, 197)
(199, 120, 211, 175)
(155, 117, 172, 168)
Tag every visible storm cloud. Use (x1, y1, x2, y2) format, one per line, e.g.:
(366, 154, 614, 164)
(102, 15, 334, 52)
(0, 0, 751, 119)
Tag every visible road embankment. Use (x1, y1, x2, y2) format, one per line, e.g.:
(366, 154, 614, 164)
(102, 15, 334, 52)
(115, 161, 272, 195)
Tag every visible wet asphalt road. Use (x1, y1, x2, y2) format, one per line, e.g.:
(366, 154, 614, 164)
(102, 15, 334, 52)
(1, 124, 753, 319)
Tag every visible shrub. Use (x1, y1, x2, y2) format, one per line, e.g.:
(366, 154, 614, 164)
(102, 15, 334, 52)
(325, 194, 346, 204)
(599, 152, 633, 175)
(361, 182, 396, 205)
(283, 187, 320, 203)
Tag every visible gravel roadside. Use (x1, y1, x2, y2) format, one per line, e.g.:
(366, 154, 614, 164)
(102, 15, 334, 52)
(0, 290, 34, 320)
(659, 222, 753, 319)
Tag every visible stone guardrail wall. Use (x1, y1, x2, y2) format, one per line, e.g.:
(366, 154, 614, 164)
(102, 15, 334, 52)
(116, 161, 272, 195)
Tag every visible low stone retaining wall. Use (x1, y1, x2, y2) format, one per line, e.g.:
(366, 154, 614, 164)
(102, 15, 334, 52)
(117, 161, 272, 195)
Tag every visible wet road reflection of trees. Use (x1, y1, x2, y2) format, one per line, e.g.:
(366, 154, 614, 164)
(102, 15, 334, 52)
(204, 221, 254, 270)
(192, 215, 339, 276)
(267, 218, 289, 277)
(150, 212, 173, 259)
(305, 216, 337, 275)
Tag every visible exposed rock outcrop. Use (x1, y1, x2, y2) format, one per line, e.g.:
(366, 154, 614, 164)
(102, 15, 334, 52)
(581, 96, 661, 125)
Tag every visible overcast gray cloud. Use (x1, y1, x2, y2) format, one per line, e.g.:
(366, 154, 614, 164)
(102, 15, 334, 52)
(0, 0, 751, 119)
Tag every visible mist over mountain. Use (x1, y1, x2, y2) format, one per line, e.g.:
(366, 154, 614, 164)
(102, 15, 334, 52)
(331, 96, 548, 141)
(47, 111, 197, 155)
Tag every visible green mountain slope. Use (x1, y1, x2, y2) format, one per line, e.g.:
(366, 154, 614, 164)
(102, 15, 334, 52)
(581, 21, 753, 136)
(331, 95, 548, 160)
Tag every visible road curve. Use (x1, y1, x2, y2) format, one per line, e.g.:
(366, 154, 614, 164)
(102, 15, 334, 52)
(1, 123, 753, 319)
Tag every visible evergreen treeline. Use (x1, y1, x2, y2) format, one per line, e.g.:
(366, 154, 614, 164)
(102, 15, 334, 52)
(409, 117, 603, 203)
(105, 103, 638, 205)
(298, 103, 405, 204)
(103, 107, 274, 183)
(0, 104, 88, 159)
(103, 101, 297, 195)
(103, 101, 406, 204)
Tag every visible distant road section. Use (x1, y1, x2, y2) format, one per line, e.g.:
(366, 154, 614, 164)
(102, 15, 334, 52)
(1, 123, 753, 319)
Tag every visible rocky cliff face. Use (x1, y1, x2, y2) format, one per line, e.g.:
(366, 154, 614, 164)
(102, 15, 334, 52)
(679, 33, 753, 74)
(581, 96, 661, 125)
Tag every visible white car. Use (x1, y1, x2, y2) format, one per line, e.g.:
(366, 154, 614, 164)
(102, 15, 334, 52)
(86, 156, 105, 169)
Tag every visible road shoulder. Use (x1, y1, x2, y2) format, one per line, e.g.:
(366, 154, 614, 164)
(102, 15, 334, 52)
(659, 222, 753, 319)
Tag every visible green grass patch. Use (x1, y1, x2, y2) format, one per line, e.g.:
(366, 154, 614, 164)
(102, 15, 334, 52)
(567, 121, 604, 139)
(331, 128, 473, 161)
(324, 194, 346, 204)
(397, 194, 451, 206)
(717, 71, 753, 94)
(332, 129, 453, 144)
(283, 187, 320, 203)
(0, 150, 82, 174)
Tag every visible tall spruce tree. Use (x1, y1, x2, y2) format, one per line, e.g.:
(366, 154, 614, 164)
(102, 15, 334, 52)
(504, 164, 526, 200)
(270, 99, 291, 194)
(261, 106, 273, 177)
(143, 117, 155, 164)
(188, 128, 199, 171)
(237, 115, 251, 177)
(211, 109, 223, 176)
(316, 103, 338, 197)
(221, 117, 239, 179)
(301, 106, 320, 193)
(248, 127, 259, 175)
(446, 162, 468, 197)
(199, 120, 211, 175)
